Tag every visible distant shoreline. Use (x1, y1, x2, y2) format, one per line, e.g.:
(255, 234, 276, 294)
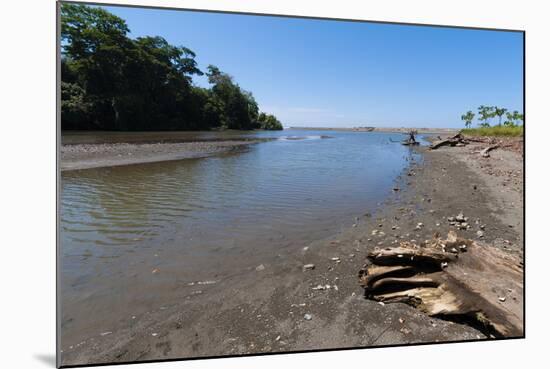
(288, 126, 459, 134)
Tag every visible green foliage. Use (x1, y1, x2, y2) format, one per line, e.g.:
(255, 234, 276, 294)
(504, 110, 524, 127)
(60, 4, 281, 131)
(460, 111, 475, 128)
(257, 113, 283, 130)
(461, 125, 523, 137)
(477, 105, 495, 127)
(461, 105, 523, 135)
(493, 107, 507, 126)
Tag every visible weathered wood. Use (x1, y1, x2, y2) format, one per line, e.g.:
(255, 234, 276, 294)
(481, 144, 500, 158)
(430, 139, 456, 150)
(430, 133, 472, 150)
(359, 231, 523, 337)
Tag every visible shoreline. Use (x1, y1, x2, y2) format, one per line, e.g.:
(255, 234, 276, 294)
(288, 126, 459, 134)
(60, 139, 269, 171)
(61, 136, 523, 366)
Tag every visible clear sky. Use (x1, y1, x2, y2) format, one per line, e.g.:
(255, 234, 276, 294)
(102, 5, 523, 128)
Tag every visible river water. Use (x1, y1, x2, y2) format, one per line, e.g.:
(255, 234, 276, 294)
(59, 129, 422, 345)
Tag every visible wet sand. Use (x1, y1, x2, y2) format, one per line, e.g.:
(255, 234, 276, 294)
(60, 139, 268, 171)
(60, 136, 523, 366)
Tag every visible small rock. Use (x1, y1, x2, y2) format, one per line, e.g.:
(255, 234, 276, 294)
(256, 264, 266, 271)
(476, 230, 484, 238)
(304, 314, 312, 321)
(302, 264, 315, 271)
(499, 297, 506, 302)
(330, 257, 340, 262)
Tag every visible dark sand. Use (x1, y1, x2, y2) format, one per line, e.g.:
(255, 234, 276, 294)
(60, 136, 523, 366)
(60, 140, 267, 171)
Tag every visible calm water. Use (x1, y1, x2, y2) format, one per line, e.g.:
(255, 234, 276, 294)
(60, 130, 422, 344)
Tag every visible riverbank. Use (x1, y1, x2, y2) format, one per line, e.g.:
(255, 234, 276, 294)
(60, 135, 523, 366)
(60, 139, 268, 171)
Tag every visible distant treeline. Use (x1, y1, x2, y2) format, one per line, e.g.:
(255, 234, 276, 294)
(60, 4, 282, 131)
(460, 105, 523, 128)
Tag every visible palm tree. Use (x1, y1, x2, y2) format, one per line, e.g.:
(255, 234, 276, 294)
(512, 111, 524, 125)
(494, 107, 507, 126)
(461, 111, 475, 128)
(504, 111, 515, 126)
(478, 105, 494, 127)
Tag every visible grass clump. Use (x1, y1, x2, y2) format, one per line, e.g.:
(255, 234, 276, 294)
(461, 125, 523, 137)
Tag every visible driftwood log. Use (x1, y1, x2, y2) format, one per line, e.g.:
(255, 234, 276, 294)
(359, 231, 523, 337)
(481, 144, 500, 158)
(429, 133, 469, 150)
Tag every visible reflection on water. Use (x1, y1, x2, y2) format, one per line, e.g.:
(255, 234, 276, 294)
(59, 130, 422, 344)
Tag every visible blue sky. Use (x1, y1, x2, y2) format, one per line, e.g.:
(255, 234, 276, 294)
(102, 5, 523, 128)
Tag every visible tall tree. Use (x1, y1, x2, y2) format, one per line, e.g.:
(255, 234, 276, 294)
(477, 105, 495, 127)
(206, 65, 260, 130)
(60, 4, 282, 131)
(512, 110, 524, 126)
(493, 107, 507, 126)
(461, 110, 475, 128)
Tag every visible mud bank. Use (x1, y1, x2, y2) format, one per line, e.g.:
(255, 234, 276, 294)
(60, 140, 267, 171)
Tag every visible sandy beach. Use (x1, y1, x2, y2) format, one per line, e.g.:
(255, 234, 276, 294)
(60, 135, 523, 366)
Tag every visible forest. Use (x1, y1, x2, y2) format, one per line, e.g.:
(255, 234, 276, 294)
(60, 4, 283, 131)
